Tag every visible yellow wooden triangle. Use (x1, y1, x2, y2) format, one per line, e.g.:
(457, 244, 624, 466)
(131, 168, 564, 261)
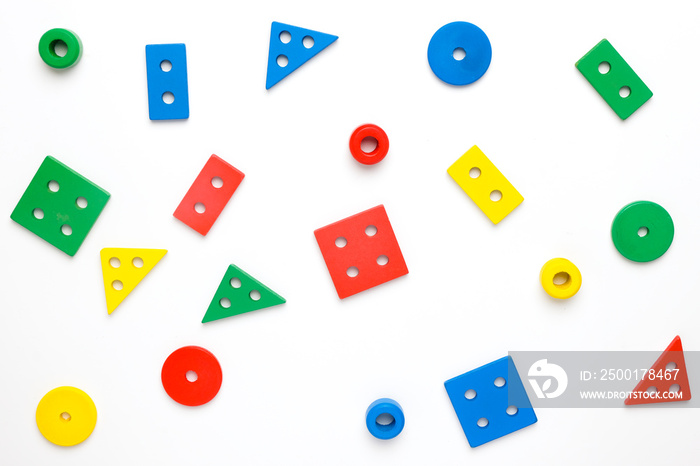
(100, 248, 167, 314)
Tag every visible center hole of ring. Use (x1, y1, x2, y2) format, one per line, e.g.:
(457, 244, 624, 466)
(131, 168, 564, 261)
(162, 92, 175, 104)
(553, 272, 570, 286)
(638, 227, 648, 237)
(360, 136, 378, 154)
(186, 370, 198, 382)
(453, 47, 466, 61)
(375, 413, 395, 429)
(490, 190, 502, 202)
(51, 40, 68, 58)
(160, 60, 172, 72)
(60, 412, 71, 422)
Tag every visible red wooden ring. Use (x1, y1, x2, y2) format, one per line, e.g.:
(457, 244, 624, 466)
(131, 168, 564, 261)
(161, 346, 222, 406)
(349, 124, 389, 165)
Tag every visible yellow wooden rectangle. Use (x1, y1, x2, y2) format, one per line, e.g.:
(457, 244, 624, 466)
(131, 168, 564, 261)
(447, 146, 523, 224)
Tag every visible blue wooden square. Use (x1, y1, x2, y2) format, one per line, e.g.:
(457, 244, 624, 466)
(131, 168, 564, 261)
(444, 356, 537, 448)
(145, 43, 189, 120)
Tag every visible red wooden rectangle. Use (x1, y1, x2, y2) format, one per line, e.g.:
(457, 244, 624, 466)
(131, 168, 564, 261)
(173, 155, 244, 235)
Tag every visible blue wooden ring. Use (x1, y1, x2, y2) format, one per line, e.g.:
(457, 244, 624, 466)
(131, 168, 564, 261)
(365, 398, 405, 440)
(428, 22, 492, 86)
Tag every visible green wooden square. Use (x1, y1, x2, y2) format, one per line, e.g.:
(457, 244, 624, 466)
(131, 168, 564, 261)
(576, 39, 652, 120)
(10, 156, 110, 256)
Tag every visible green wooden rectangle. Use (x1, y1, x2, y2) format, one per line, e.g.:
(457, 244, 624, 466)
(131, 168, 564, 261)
(576, 39, 652, 120)
(11, 156, 110, 256)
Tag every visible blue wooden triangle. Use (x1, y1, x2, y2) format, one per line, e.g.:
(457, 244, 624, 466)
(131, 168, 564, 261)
(266, 22, 338, 89)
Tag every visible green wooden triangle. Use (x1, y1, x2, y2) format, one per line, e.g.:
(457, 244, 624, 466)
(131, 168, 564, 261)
(202, 264, 286, 323)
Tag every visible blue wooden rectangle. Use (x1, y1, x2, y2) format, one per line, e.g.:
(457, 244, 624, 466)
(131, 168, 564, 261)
(146, 43, 189, 120)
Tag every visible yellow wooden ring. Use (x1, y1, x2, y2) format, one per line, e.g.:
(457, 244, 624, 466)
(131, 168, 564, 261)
(36, 386, 97, 446)
(540, 258, 582, 299)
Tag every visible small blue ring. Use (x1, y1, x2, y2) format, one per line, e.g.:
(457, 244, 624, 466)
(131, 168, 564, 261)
(428, 21, 492, 86)
(365, 398, 405, 440)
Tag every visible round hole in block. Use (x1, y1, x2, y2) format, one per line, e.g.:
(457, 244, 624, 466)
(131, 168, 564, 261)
(220, 298, 231, 309)
(377, 255, 389, 266)
(346, 266, 359, 278)
(453, 47, 466, 61)
(109, 257, 121, 268)
(335, 237, 347, 248)
(465, 389, 477, 400)
(490, 190, 502, 202)
(277, 55, 289, 68)
(365, 225, 377, 237)
(230, 277, 242, 289)
(249, 290, 261, 301)
(186, 370, 198, 382)
(670, 384, 681, 393)
(76, 197, 88, 209)
(132, 257, 144, 268)
(638, 227, 648, 237)
(51, 40, 68, 58)
(494, 377, 506, 388)
(666, 362, 677, 371)
(48, 180, 60, 192)
(194, 202, 206, 214)
(60, 411, 71, 422)
(160, 60, 172, 72)
(376, 413, 395, 427)
(598, 61, 611, 74)
(162, 91, 175, 104)
(279, 31, 291, 44)
(33, 208, 44, 220)
(647, 386, 658, 394)
(360, 136, 378, 154)
(477, 418, 489, 428)
(61, 224, 72, 236)
(211, 177, 224, 188)
(553, 272, 570, 286)
(506, 405, 518, 416)
(619, 86, 631, 98)
(469, 167, 481, 179)
(112, 280, 123, 291)
(302, 35, 315, 49)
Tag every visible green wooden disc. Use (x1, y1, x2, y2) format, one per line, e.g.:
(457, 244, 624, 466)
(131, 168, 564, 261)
(38, 28, 82, 69)
(611, 201, 674, 262)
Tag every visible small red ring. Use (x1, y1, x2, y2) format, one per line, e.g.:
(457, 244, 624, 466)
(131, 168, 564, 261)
(349, 124, 389, 165)
(161, 346, 222, 406)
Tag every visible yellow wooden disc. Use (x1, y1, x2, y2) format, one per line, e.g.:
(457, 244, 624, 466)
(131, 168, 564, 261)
(540, 258, 582, 299)
(36, 386, 97, 446)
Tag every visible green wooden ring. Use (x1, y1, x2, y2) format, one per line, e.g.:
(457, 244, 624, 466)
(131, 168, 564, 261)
(611, 201, 674, 262)
(38, 28, 82, 69)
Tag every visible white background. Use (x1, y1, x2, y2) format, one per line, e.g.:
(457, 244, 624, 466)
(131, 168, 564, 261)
(1, 0, 699, 464)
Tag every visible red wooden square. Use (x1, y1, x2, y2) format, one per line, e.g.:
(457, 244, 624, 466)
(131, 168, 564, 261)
(314, 205, 408, 299)
(173, 155, 244, 235)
